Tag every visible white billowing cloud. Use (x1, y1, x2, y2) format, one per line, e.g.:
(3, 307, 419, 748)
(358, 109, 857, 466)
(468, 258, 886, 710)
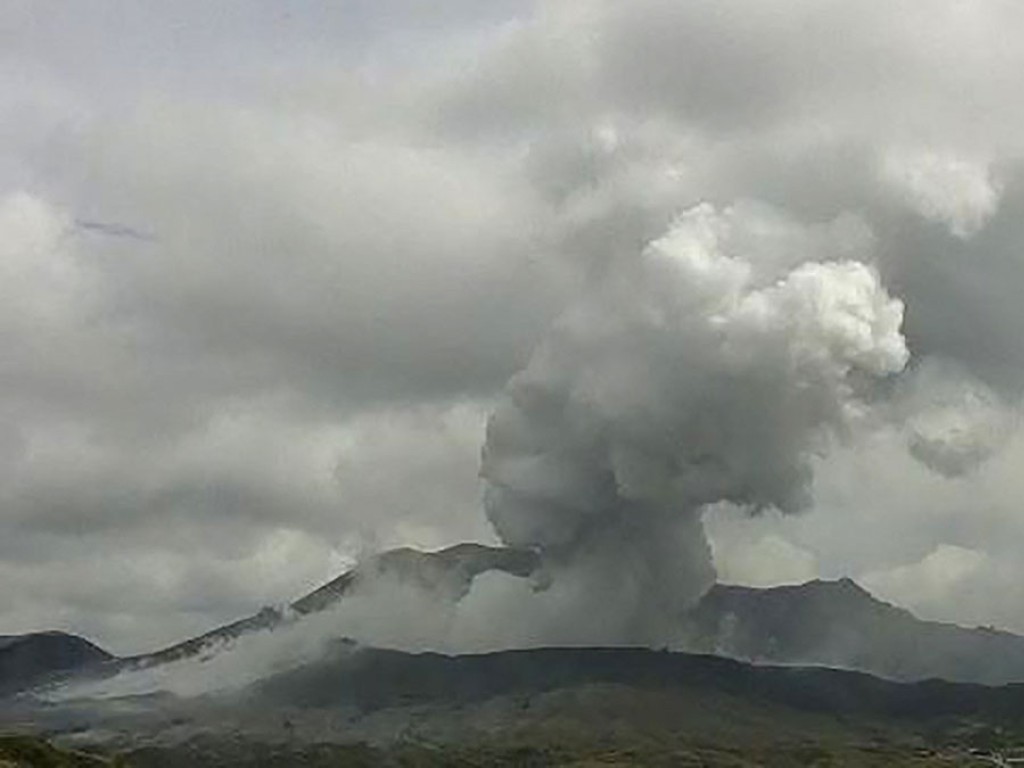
(859, 538, 1024, 633)
(862, 544, 987, 615)
(880, 149, 1002, 238)
(858, 542, 1024, 633)
(481, 203, 907, 644)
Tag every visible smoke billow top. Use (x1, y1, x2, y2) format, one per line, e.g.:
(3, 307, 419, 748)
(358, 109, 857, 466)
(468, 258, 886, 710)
(481, 202, 909, 643)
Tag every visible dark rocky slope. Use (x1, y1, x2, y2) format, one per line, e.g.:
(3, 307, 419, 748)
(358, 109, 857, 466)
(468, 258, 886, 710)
(128, 543, 538, 667)
(0, 633, 112, 694)
(250, 642, 1024, 723)
(687, 578, 1024, 685)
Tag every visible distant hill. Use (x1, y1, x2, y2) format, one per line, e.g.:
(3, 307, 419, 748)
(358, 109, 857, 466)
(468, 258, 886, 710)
(0, 632, 112, 694)
(685, 578, 1024, 685)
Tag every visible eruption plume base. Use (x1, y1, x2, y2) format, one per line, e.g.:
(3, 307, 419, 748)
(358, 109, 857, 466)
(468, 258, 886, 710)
(482, 203, 909, 644)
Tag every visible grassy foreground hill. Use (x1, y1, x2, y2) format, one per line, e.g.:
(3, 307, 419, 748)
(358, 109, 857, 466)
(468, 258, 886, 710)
(8, 645, 1024, 766)
(0, 727, 989, 767)
(0, 735, 119, 767)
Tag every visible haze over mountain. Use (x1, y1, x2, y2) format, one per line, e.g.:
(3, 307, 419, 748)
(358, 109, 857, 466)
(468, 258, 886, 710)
(11, 544, 1024, 765)
(11, 578, 1024, 765)
(9, 543, 1024, 703)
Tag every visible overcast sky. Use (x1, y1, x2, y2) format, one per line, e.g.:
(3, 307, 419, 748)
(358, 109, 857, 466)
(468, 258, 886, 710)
(3, 0, 1024, 654)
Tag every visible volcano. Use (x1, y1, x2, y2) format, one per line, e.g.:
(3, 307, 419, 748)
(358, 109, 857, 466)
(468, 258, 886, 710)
(30, 542, 1024, 689)
(8, 545, 1024, 764)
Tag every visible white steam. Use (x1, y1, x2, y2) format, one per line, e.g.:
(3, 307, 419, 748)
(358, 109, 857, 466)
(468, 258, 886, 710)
(482, 203, 909, 641)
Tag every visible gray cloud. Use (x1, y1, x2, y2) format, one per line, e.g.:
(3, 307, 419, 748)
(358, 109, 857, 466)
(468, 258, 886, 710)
(4, 0, 1024, 652)
(481, 203, 908, 643)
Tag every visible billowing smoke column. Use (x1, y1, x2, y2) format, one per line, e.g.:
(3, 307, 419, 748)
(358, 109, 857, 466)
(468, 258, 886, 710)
(481, 203, 909, 643)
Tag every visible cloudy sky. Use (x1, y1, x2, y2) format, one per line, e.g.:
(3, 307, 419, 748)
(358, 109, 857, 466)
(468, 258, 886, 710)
(3, 0, 1024, 654)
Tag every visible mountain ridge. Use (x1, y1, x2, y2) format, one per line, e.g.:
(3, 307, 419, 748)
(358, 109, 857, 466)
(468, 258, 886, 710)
(125, 542, 540, 668)
(7, 543, 1024, 693)
(123, 543, 1024, 687)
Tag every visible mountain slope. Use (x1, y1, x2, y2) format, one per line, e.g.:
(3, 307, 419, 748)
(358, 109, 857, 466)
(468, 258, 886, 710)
(129, 543, 539, 667)
(686, 579, 1024, 685)
(0, 632, 112, 694)
(104, 544, 1024, 686)
(291, 541, 539, 614)
(249, 641, 1012, 717)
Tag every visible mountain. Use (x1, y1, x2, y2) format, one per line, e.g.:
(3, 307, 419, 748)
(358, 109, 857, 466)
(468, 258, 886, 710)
(11, 550, 1024, 764)
(290, 541, 539, 614)
(0, 632, 112, 694)
(128, 542, 539, 667)
(685, 578, 1024, 685)
(122, 543, 1024, 687)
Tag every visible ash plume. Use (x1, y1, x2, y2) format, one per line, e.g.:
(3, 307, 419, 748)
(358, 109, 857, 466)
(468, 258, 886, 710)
(481, 203, 909, 644)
